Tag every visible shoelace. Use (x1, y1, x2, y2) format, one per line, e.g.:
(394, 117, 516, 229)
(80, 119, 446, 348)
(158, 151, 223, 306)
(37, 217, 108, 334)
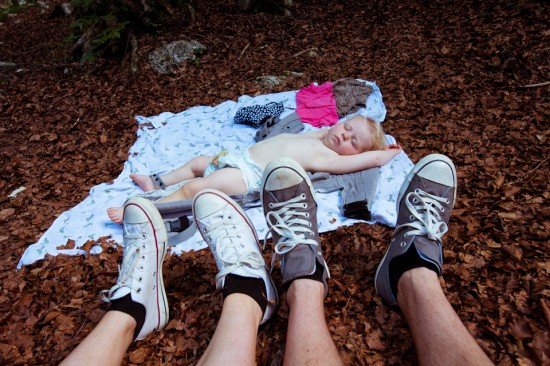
(403, 188, 450, 241)
(264, 193, 318, 266)
(202, 210, 265, 289)
(100, 232, 143, 302)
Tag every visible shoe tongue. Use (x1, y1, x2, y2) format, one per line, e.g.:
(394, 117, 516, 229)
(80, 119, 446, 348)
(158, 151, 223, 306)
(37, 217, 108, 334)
(411, 236, 442, 274)
(109, 286, 131, 301)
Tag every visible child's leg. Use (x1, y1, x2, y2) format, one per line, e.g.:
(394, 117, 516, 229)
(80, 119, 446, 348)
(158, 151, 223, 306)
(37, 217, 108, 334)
(131, 156, 212, 192)
(107, 167, 247, 224)
(157, 167, 247, 202)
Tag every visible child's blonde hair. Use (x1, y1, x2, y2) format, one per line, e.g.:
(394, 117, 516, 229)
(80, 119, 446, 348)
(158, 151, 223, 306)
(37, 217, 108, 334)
(357, 115, 386, 151)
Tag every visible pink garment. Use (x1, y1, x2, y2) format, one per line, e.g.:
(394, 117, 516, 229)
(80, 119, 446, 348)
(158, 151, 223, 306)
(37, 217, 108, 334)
(296, 81, 339, 127)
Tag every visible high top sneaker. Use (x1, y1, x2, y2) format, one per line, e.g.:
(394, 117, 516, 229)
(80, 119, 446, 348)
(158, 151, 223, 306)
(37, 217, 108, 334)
(375, 154, 457, 306)
(193, 189, 278, 324)
(261, 157, 330, 297)
(101, 197, 169, 340)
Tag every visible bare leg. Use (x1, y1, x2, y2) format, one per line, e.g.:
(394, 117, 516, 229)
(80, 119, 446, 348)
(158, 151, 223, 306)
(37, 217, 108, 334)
(60, 311, 135, 366)
(284, 279, 344, 366)
(198, 294, 262, 366)
(107, 164, 247, 224)
(131, 156, 212, 191)
(397, 267, 493, 366)
(156, 167, 247, 203)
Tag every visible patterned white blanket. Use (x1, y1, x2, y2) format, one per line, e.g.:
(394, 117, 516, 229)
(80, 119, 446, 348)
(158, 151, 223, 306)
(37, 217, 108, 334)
(18, 81, 413, 268)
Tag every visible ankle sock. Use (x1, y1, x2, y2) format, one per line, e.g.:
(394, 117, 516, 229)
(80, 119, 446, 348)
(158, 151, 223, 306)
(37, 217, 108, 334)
(223, 274, 268, 316)
(389, 244, 439, 298)
(285, 259, 325, 291)
(108, 294, 146, 341)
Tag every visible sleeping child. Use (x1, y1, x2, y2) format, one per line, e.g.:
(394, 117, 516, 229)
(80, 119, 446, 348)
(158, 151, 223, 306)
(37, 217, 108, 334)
(107, 115, 401, 223)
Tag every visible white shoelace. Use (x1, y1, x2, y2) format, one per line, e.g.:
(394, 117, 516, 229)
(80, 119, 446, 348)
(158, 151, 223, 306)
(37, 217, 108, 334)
(403, 188, 450, 241)
(100, 232, 144, 302)
(264, 194, 318, 266)
(203, 211, 265, 289)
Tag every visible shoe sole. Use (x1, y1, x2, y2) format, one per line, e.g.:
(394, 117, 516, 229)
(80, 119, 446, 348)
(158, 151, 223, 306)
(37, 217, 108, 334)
(124, 197, 169, 331)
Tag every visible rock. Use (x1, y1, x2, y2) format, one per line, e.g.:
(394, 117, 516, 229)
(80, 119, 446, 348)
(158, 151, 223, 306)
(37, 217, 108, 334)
(255, 71, 304, 89)
(238, 0, 257, 11)
(148, 40, 206, 74)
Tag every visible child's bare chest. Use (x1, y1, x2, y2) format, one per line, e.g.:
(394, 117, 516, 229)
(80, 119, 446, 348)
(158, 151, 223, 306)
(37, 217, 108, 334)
(249, 133, 324, 167)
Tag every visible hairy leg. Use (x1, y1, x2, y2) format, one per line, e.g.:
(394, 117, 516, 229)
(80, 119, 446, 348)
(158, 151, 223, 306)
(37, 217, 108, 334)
(397, 267, 493, 366)
(60, 311, 135, 366)
(284, 279, 344, 366)
(197, 294, 262, 366)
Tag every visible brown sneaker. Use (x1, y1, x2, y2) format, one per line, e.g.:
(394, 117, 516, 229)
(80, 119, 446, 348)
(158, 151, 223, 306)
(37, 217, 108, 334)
(375, 154, 457, 306)
(261, 158, 330, 296)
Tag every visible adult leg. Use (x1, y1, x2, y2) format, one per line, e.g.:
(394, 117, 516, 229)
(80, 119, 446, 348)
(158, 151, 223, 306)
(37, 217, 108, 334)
(285, 279, 343, 366)
(193, 189, 278, 366)
(375, 154, 493, 366)
(60, 312, 135, 366)
(261, 158, 343, 366)
(397, 268, 493, 365)
(63, 197, 169, 364)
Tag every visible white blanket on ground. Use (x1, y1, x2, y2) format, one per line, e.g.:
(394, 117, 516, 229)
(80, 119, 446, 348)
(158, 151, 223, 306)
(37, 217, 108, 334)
(17, 81, 413, 268)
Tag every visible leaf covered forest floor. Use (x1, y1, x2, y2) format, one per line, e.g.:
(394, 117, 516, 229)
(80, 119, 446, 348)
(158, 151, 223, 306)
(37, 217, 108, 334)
(0, 0, 548, 364)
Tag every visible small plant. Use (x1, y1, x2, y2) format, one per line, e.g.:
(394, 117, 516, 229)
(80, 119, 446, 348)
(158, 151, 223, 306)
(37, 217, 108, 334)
(0, 0, 32, 22)
(69, 0, 189, 62)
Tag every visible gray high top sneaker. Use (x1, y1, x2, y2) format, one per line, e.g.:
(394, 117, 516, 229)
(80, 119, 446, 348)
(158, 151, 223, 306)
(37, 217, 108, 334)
(193, 189, 278, 324)
(101, 197, 169, 340)
(375, 154, 457, 306)
(261, 157, 330, 296)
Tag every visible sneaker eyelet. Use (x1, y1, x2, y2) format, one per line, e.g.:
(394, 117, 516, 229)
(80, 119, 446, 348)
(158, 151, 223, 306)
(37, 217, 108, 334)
(142, 234, 147, 239)
(415, 188, 420, 193)
(300, 193, 306, 199)
(409, 215, 414, 220)
(412, 198, 418, 203)
(302, 203, 307, 208)
(441, 208, 445, 212)
(269, 203, 274, 208)
(400, 242, 407, 247)
(228, 215, 233, 220)
(138, 277, 143, 282)
(305, 213, 310, 218)
(404, 233, 409, 238)
(203, 228, 207, 233)
(137, 288, 142, 294)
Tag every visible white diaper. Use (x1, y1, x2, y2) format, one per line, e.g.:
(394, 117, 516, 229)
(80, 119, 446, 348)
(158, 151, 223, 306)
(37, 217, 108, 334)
(204, 149, 263, 192)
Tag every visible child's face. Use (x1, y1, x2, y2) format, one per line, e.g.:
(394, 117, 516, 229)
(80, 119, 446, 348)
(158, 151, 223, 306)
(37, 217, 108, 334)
(323, 117, 375, 155)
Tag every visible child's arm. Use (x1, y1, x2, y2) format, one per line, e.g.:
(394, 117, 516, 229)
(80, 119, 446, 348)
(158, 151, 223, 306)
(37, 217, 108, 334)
(311, 144, 402, 174)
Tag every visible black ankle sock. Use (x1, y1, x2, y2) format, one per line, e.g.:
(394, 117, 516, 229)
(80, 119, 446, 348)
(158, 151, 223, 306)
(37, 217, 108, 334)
(108, 294, 146, 341)
(223, 274, 268, 316)
(284, 259, 326, 292)
(389, 244, 439, 298)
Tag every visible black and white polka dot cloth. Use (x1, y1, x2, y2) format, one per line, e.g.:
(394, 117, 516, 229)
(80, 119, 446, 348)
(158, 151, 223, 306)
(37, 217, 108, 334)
(233, 102, 284, 128)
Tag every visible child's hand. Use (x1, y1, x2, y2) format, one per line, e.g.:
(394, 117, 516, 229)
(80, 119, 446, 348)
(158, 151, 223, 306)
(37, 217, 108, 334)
(386, 143, 401, 150)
